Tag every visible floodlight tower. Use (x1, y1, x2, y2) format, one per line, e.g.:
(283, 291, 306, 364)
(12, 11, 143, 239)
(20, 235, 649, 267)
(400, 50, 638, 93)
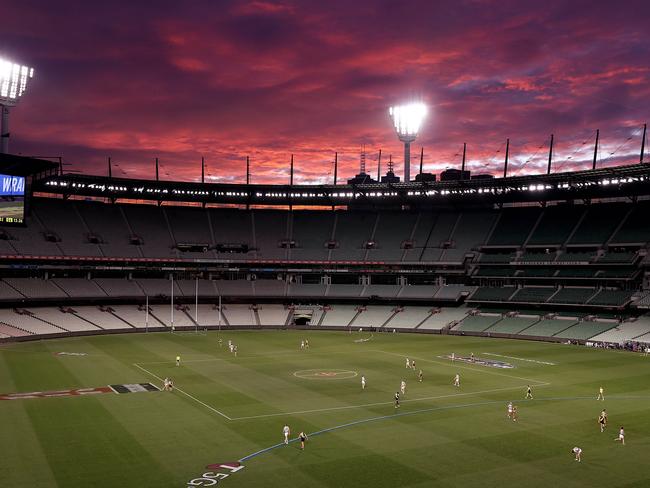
(0, 58, 35, 154)
(389, 102, 427, 182)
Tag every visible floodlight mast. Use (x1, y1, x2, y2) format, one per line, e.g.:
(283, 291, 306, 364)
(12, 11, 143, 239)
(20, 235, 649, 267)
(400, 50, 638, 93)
(0, 58, 35, 154)
(389, 103, 427, 182)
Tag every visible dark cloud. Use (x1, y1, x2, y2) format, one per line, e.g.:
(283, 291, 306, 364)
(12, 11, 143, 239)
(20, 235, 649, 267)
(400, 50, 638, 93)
(3, 0, 649, 182)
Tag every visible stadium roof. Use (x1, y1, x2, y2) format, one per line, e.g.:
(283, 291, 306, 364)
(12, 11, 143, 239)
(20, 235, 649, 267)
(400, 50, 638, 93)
(34, 163, 650, 207)
(0, 153, 59, 177)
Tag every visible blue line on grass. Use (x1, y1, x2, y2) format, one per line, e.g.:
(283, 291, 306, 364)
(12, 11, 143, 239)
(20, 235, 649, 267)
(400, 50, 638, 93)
(238, 395, 647, 463)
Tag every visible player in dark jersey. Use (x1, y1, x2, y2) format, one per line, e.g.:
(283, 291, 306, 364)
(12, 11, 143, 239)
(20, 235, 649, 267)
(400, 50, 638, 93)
(299, 431, 307, 450)
(394, 391, 400, 408)
(418, 369, 423, 382)
(525, 385, 533, 399)
(598, 410, 607, 432)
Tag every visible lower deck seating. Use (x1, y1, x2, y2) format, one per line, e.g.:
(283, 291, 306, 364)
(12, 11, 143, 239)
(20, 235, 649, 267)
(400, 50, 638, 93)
(257, 305, 289, 326)
(553, 322, 618, 340)
(320, 305, 358, 327)
(485, 316, 539, 334)
(454, 315, 500, 332)
(518, 319, 577, 337)
(590, 317, 650, 343)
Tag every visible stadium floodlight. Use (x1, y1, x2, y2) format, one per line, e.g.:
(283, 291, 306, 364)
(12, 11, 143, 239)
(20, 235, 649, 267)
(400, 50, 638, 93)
(389, 102, 427, 182)
(0, 57, 35, 154)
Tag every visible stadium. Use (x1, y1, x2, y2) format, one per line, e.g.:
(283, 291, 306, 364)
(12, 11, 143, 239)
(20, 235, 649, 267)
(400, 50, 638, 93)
(2, 4, 650, 487)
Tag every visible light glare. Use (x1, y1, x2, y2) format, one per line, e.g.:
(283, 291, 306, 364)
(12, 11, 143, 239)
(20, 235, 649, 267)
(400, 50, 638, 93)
(0, 58, 34, 102)
(389, 102, 427, 138)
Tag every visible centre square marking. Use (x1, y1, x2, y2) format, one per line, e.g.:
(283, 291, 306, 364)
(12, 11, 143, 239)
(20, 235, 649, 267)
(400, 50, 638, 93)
(293, 368, 358, 380)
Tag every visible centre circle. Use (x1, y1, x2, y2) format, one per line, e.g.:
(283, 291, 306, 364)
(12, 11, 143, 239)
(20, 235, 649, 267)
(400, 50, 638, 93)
(293, 369, 358, 380)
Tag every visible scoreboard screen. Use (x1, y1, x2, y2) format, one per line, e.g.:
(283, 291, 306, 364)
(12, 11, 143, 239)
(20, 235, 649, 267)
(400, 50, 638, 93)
(0, 174, 25, 225)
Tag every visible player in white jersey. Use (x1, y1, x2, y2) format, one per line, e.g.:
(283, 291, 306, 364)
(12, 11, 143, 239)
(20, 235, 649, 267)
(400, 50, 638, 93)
(406, 357, 410, 369)
(597, 386, 604, 401)
(400, 380, 406, 395)
(507, 401, 513, 419)
(283, 425, 290, 445)
(300, 340, 305, 350)
(361, 375, 366, 390)
(614, 426, 625, 445)
(453, 374, 460, 387)
(176, 355, 181, 366)
(572, 446, 582, 462)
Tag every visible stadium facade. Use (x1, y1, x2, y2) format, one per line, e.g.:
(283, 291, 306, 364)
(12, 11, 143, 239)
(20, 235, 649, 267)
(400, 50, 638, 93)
(0, 154, 649, 346)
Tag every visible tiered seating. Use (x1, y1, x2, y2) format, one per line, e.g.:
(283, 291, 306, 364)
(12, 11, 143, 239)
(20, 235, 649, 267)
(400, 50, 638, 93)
(554, 321, 618, 340)
(557, 251, 594, 262)
(389, 307, 432, 328)
(454, 315, 499, 332)
(366, 212, 417, 261)
(469, 287, 516, 302)
(588, 290, 634, 307)
(254, 280, 287, 297)
(418, 307, 470, 330)
(399, 285, 439, 299)
(95, 278, 145, 297)
(527, 205, 583, 245)
(76, 201, 140, 257)
(286, 283, 327, 297)
(4, 278, 67, 299)
(109, 306, 148, 328)
(209, 209, 254, 260)
(320, 305, 357, 327)
(0, 280, 25, 300)
(257, 305, 289, 326)
(435, 285, 476, 300)
(591, 317, 650, 343)
(327, 284, 363, 298)
(556, 269, 597, 278)
(254, 210, 289, 260)
(519, 319, 577, 337)
(408, 211, 456, 262)
(567, 203, 629, 244)
(189, 304, 223, 327)
(222, 304, 256, 326)
(72, 307, 132, 330)
(443, 210, 497, 261)
(136, 279, 180, 297)
(329, 211, 376, 261)
(610, 201, 650, 244)
(361, 284, 401, 298)
(486, 207, 541, 246)
(479, 253, 514, 263)
(52, 278, 107, 298)
(549, 287, 596, 304)
(0, 310, 63, 335)
(486, 316, 539, 334)
(598, 251, 637, 263)
(354, 306, 395, 328)
(175, 279, 218, 297)
(288, 211, 334, 261)
(148, 305, 195, 328)
(31, 308, 100, 332)
(510, 287, 555, 303)
(217, 280, 255, 297)
(122, 205, 176, 258)
(33, 199, 103, 257)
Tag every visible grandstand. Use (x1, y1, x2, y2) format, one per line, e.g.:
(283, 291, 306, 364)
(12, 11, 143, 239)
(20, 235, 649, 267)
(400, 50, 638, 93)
(0, 159, 648, 348)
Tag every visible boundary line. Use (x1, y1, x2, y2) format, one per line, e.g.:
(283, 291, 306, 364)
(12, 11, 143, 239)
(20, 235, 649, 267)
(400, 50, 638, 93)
(238, 395, 650, 463)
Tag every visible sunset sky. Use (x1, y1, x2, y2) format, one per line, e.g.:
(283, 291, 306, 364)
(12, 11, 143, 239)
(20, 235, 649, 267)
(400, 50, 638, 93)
(3, 0, 649, 184)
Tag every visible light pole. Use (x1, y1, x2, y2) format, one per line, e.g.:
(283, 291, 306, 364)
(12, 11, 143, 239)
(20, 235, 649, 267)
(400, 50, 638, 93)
(388, 103, 427, 182)
(0, 58, 35, 154)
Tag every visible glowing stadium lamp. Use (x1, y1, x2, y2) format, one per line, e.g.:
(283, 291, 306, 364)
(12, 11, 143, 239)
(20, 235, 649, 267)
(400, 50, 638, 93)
(389, 102, 427, 182)
(0, 57, 35, 154)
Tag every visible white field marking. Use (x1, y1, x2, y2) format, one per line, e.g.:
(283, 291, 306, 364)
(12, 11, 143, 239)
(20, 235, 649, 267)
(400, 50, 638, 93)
(133, 363, 232, 421)
(483, 353, 556, 366)
(135, 349, 356, 366)
(293, 369, 358, 380)
(370, 350, 550, 386)
(228, 383, 549, 421)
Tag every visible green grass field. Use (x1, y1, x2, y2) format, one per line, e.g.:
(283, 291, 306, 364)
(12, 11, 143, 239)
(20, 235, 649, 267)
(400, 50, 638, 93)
(1, 330, 650, 487)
